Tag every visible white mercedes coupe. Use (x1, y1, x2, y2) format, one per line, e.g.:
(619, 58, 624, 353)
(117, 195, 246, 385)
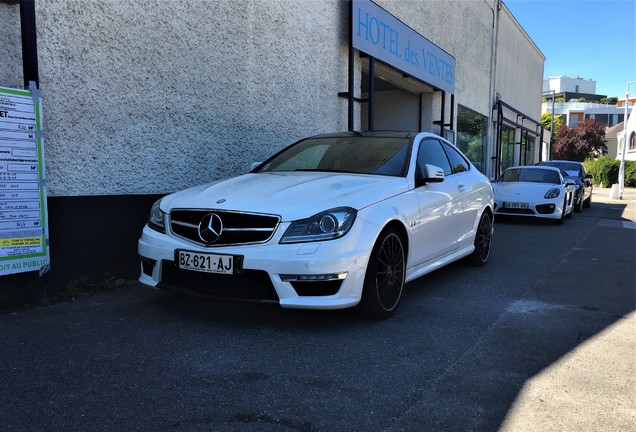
(493, 165, 576, 224)
(138, 132, 494, 318)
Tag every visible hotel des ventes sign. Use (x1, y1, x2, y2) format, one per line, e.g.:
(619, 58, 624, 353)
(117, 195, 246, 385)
(0, 84, 50, 276)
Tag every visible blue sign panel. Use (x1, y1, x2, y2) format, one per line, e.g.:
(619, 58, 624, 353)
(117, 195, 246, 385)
(352, 0, 456, 94)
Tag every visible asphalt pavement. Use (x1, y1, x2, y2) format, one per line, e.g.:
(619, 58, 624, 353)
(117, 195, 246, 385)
(1, 188, 634, 432)
(499, 188, 635, 431)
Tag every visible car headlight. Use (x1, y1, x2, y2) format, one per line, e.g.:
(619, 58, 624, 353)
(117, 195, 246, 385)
(148, 199, 166, 233)
(544, 188, 561, 199)
(280, 207, 357, 244)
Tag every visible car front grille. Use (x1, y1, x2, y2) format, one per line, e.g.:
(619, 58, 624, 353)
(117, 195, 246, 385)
(159, 262, 279, 302)
(496, 208, 535, 215)
(169, 209, 280, 246)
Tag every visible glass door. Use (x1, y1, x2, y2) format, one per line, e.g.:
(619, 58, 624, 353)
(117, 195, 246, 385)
(500, 125, 515, 172)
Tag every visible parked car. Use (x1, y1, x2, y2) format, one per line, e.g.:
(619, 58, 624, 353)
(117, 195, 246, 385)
(138, 131, 494, 319)
(493, 165, 576, 224)
(536, 160, 593, 212)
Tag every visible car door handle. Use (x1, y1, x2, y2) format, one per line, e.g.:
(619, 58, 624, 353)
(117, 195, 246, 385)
(457, 184, 465, 192)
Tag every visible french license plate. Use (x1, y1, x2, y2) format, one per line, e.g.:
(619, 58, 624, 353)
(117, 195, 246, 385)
(504, 202, 529, 209)
(177, 250, 239, 274)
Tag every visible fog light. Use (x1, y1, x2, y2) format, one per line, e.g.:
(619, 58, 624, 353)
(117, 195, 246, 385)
(280, 273, 347, 282)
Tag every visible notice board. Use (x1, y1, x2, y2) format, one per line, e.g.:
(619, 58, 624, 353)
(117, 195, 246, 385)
(0, 84, 50, 276)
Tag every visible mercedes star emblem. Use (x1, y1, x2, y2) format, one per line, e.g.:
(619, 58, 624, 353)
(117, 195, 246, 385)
(198, 213, 224, 243)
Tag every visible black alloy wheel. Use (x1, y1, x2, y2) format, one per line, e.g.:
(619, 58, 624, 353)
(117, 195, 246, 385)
(358, 228, 405, 319)
(584, 188, 592, 208)
(575, 192, 584, 212)
(467, 211, 492, 266)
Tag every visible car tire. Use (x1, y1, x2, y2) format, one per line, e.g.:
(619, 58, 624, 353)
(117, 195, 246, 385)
(467, 211, 492, 266)
(358, 227, 405, 319)
(584, 189, 592, 208)
(575, 193, 584, 212)
(566, 197, 574, 219)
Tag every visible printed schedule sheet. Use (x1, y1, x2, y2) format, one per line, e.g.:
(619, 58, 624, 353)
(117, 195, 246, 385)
(0, 86, 49, 276)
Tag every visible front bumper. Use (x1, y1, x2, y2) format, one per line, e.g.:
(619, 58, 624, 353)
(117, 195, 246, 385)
(138, 220, 377, 310)
(493, 198, 565, 219)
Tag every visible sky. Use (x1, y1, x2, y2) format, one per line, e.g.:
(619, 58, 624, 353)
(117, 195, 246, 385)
(504, 0, 636, 98)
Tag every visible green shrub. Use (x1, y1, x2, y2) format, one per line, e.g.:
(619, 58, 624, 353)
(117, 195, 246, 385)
(626, 161, 636, 187)
(584, 157, 636, 187)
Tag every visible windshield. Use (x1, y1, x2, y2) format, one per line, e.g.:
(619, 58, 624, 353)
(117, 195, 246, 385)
(541, 162, 582, 177)
(498, 168, 561, 184)
(255, 136, 412, 177)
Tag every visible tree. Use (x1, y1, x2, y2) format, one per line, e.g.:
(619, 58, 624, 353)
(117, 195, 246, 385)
(540, 111, 564, 140)
(552, 119, 607, 161)
(599, 97, 618, 105)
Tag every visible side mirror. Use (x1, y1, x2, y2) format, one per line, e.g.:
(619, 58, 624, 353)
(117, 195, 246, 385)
(417, 164, 445, 186)
(584, 174, 592, 179)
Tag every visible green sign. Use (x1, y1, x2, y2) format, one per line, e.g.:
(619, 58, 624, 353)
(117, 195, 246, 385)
(0, 84, 50, 276)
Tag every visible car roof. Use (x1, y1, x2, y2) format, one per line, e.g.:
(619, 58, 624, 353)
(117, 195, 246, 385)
(538, 160, 583, 166)
(506, 165, 561, 172)
(310, 131, 423, 139)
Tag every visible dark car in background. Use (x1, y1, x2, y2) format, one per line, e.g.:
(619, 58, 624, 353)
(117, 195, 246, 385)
(537, 160, 593, 212)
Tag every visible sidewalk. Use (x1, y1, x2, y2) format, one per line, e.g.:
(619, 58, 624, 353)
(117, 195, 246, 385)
(590, 187, 636, 224)
(593, 186, 636, 204)
(501, 187, 636, 432)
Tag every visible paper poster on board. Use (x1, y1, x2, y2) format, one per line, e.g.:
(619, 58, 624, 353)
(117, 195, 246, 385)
(0, 84, 50, 276)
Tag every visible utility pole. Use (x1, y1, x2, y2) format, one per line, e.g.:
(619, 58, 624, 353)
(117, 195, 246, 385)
(619, 81, 635, 199)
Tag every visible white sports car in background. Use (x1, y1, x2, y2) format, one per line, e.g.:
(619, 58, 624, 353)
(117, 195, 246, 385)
(138, 132, 494, 319)
(493, 165, 576, 224)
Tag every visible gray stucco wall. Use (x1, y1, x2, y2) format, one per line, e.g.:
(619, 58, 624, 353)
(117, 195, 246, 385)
(1, 0, 544, 197)
(496, 5, 545, 120)
(33, 0, 350, 196)
(0, 3, 23, 89)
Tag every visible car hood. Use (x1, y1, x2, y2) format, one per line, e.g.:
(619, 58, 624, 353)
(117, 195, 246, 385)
(493, 182, 560, 198)
(161, 172, 409, 220)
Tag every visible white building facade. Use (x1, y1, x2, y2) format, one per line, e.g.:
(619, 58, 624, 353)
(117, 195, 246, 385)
(543, 76, 597, 95)
(0, 0, 545, 285)
(542, 101, 631, 128)
(617, 102, 636, 162)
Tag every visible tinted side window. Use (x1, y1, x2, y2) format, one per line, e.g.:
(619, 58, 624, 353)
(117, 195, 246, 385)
(499, 169, 520, 182)
(418, 139, 452, 176)
(443, 143, 470, 174)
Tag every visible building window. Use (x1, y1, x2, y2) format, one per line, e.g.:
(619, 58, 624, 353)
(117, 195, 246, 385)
(500, 125, 515, 172)
(522, 133, 536, 165)
(570, 112, 583, 127)
(456, 105, 487, 173)
(630, 132, 636, 151)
